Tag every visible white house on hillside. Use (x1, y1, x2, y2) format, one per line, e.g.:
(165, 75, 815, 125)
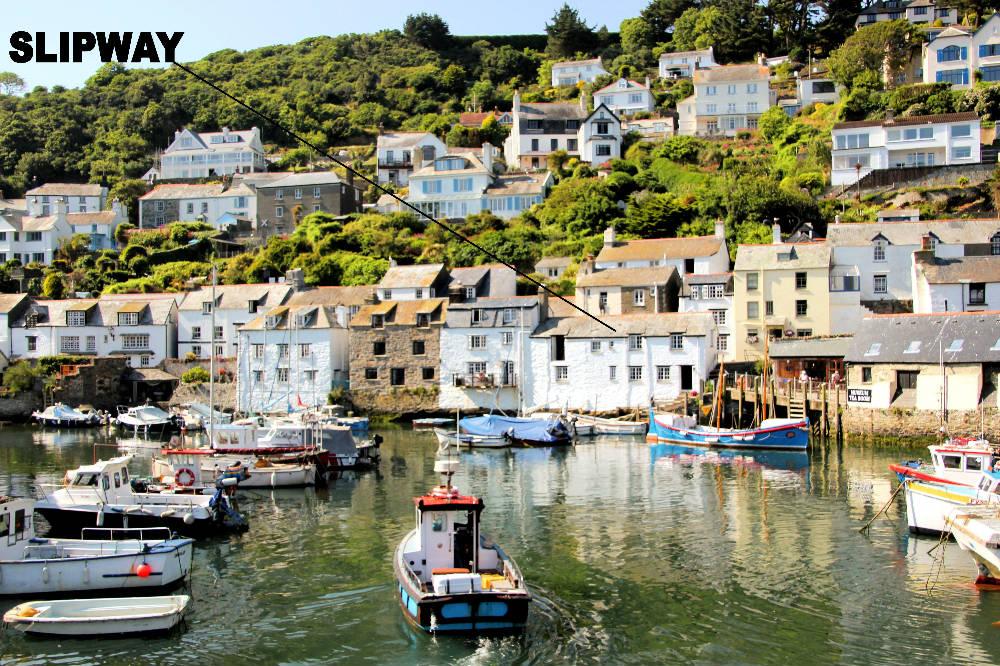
(0, 198, 74, 265)
(827, 218, 1000, 307)
(912, 244, 1000, 312)
(922, 15, 1000, 88)
(376, 132, 448, 186)
(503, 92, 622, 169)
(154, 127, 266, 180)
(407, 145, 552, 219)
(25, 184, 107, 216)
(855, 0, 958, 29)
(680, 273, 734, 361)
(658, 47, 719, 79)
(438, 296, 543, 412)
(830, 111, 981, 186)
(594, 222, 730, 276)
(593, 78, 656, 117)
(376, 262, 451, 301)
(677, 64, 772, 136)
(524, 313, 717, 412)
(551, 58, 609, 87)
(178, 283, 292, 359)
(10, 293, 178, 367)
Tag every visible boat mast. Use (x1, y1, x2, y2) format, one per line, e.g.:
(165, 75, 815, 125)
(209, 264, 216, 448)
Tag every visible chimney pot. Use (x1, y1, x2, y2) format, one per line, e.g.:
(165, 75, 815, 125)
(772, 223, 782, 245)
(603, 225, 617, 248)
(714, 219, 725, 239)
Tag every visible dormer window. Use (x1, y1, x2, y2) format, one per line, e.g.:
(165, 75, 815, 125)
(296, 312, 312, 328)
(383, 289, 392, 300)
(118, 312, 139, 326)
(266, 315, 281, 329)
(66, 311, 86, 326)
(873, 239, 887, 262)
(464, 286, 476, 300)
(248, 300, 259, 314)
(372, 314, 385, 329)
(25, 312, 38, 328)
(416, 313, 430, 327)
(202, 302, 213, 315)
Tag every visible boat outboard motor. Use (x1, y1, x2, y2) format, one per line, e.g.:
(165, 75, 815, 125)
(209, 480, 249, 533)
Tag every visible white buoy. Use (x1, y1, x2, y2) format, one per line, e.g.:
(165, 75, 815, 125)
(183, 513, 195, 525)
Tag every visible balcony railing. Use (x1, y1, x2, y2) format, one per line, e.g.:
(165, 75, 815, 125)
(452, 373, 517, 388)
(378, 158, 412, 168)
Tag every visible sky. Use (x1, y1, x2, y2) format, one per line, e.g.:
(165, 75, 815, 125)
(1, 0, 647, 90)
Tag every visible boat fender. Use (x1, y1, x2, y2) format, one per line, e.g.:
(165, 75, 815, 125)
(96, 505, 104, 527)
(182, 513, 195, 525)
(41, 566, 49, 584)
(82, 562, 89, 584)
(175, 467, 197, 487)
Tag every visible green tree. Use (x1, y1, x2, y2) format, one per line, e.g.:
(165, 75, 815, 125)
(403, 13, 452, 50)
(0, 72, 26, 96)
(642, 0, 698, 42)
(545, 4, 598, 59)
(41, 271, 67, 299)
(620, 17, 655, 66)
(108, 179, 149, 227)
(828, 20, 920, 89)
(624, 191, 695, 237)
(758, 106, 792, 142)
(3, 360, 38, 395)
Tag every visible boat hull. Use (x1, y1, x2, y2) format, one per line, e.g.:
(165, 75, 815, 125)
(35, 506, 233, 540)
(948, 511, 1000, 584)
(434, 429, 508, 449)
(903, 480, 979, 536)
(647, 412, 809, 451)
(3, 596, 189, 636)
(505, 435, 572, 448)
(0, 540, 192, 597)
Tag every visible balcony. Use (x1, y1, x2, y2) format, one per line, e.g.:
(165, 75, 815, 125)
(378, 158, 412, 169)
(452, 373, 517, 389)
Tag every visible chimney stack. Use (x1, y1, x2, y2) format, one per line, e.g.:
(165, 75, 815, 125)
(579, 256, 595, 276)
(920, 234, 933, 251)
(885, 109, 895, 123)
(834, 214, 841, 225)
(222, 126, 231, 139)
(579, 91, 587, 114)
(111, 198, 123, 218)
(772, 222, 782, 245)
(603, 225, 617, 248)
(53, 196, 68, 218)
(512, 89, 521, 114)
(714, 219, 725, 239)
(482, 143, 493, 174)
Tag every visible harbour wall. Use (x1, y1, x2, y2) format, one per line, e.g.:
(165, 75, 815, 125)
(841, 405, 999, 441)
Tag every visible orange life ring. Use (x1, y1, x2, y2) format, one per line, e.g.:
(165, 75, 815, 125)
(174, 467, 197, 487)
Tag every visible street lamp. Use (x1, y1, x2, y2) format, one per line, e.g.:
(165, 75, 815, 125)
(855, 162, 863, 201)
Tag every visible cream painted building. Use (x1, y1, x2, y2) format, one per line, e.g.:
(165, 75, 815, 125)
(733, 226, 862, 361)
(677, 64, 772, 136)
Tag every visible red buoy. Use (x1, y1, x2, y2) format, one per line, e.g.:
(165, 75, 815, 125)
(136, 563, 152, 578)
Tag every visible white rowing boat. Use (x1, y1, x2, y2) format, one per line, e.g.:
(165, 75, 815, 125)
(3, 595, 190, 636)
(433, 428, 507, 449)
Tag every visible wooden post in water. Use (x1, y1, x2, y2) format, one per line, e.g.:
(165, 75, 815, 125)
(821, 383, 828, 437)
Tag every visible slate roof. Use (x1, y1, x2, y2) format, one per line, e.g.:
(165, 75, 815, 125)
(833, 111, 979, 130)
(179, 284, 292, 311)
(411, 153, 488, 178)
(486, 173, 549, 195)
(535, 256, 573, 269)
(916, 254, 1000, 284)
(659, 48, 713, 59)
(287, 285, 375, 307)
(734, 243, 831, 270)
(377, 132, 437, 149)
(844, 311, 1000, 364)
(552, 57, 604, 68)
(68, 211, 118, 226)
(446, 296, 542, 327)
(378, 263, 446, 289)
(682, 272, 734, 296)
(139, 183, 255, 201)
(350, 298, 448, 327)
(826, 219, 1000, 246)
(594, 79, 650, 94)
(576, 265, 677, 288)
(770, 336, 853, 359)
(694, 64, 769, 83)
(256, 172, 343, 188)
(596, 235, 723, 264)
(532, 312, 713, 338)
(241, 303, 343, 331)
(19, 216, 61, 232)
(0, 294, 27, 315)
(26, 183, 105, 197)
(16, 294, 176, 328)
(517, 102, 587, 121)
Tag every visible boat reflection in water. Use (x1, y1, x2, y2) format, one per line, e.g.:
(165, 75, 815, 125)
(649, 442, 809, 473)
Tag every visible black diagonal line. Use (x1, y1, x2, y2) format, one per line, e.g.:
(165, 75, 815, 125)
(172, 61, 615, 332)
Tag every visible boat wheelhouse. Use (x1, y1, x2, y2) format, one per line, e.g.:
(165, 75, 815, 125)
(891, 440, 995, 486)
(393, 460, 530, 633)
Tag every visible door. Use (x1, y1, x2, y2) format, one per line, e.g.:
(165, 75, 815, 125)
(453, 512, 474, 570)
(897, 371, 919, 390)
(598, 292, 608, 312)
(680, 365, 693, 391)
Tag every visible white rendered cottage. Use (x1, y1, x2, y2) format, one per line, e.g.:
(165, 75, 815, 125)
(658, 47, 719, 79)
(155, 127, 266, 180)
(25, 183, 107, 216)
(551, 58, 609, 86)
(177, 283, 292, 360)
(138, 183, 256, 228)
(680, 273, 734, 362)
(376, 132, 448, 186)
(594, 223, 730, 275)
(911, 240, 1000, 313)
(592, 78, 656, 117)
(504, 92, 622, 169)
(0, 198, 75, 265)
(677, 64, 772, 136)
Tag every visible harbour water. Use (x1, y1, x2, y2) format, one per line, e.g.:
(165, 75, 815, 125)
(2, 427, 1000, 664)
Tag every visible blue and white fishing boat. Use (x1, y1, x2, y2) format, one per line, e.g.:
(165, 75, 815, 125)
(646, 410, 809, 451)
(459, 414, 572, 447)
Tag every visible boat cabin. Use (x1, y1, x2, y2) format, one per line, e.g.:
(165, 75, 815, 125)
(976, 471, 1000, 494)
(930, 444, 994, 477)
(64, 456, 134, 503)
(0, 497, 34, 555)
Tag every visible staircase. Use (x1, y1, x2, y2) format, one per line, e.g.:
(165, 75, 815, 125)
(786, 397, 806, 420)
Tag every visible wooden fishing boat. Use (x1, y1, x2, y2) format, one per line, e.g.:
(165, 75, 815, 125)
(647, 410, 809, 450)
(0, 497, 193, 596)
(393, 459, 530, 633)
(3, 595, 190, 636)
(151, 450, 317, 489)
(570, 413, 646, 436)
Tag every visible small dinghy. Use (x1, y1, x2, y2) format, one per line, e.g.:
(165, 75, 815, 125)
(433, 428, 507, 449)
(460, 414, 572, 448)
(3, 595, 190, 636)
(413, 418, 453, 430)
(394, 459, 530, 633)
(115, 404, 183, 438)
(32, 403, 101, 428)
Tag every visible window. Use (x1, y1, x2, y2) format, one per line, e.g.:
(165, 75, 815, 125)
(365, 368, 378, 380)
(897, 370, 919, 390)
(66, 311, 86, 326)
(192, 326, 202, 340)
(60, 336, 80, 353)
(936, 69, 968, 86)
(992, 233, 1000, 256)
(372, 314, 385, 329)
(276, 368, 289, 383)
(717, 334, 729, 352)
(275, 206, 284, 218)
(937, 45, 966, 62)
(795, 300, 808, 317)
(453, 178, 474, 192)
(874, 241, 887, 262)
(469, 335, 487, 349)
(467, 361, 487, 376)
(202, 301, 213, 315)
(953, 146, 972, 159)
(555, 366, 568, 382)
(746, 273, 758, 291)
(275, 189, 284, 200)
(86, 336, 96, 352)
(252, 344, 264, 358)
(531, 139, 539, 152)
(629, 366, 643, 382)
(656, 366, 671, 382)
(501, 331, 513, 346)
(746, 102, 758, 113)
(121, 334, 149, 350)
(373, 340, 386, 356)
(705, 85, 717, 95)
(141, 356, 151, 367)
(747, 83, 758, 94)
(727, 84, 736, 95)
(472, 309, 487, 324)
(904, 340, 922, 354)
(26, 232, 42, 242)
(711, 310, 726, 326)
(671, 333, 683, 350)
(765, 301, 774, 316)
(864, 342, 881, 357)
(416, 313, 430, 327)
(550, 139, 558, 151)
(862, 366, 872, 383)
(313, 186, 322, 198)
(118, 312, 139, 326)
(214, 325, 223, 340)
(747, 302, 759, 319)
(969, 283, 986, 305)
(628, 334, 643, 350)
(277, 343, 289, 358)
(706, 103, 717, 114)
(633, 290, 646, 306)
(27, 336, 36, 351)
(464, 286, 476, 300)
(795, 272, 807, 289)
(390, 369, 405, 386)
(412, 340, 425, 355)
(502, 309, 515, 324)
(835, 133, 870, 150)
(303, 370, 317, 382)
(300, 343, 311, 357)
(952, 124, 972, 138)
(422, 367, 435, 380)
(192, 345, 202, 357)
(293, 188, 303, 200)
(567, 139, 578, 151)
(874, 274, 888, 294)
(609, 366, 617, 381)
(947, 338, 964, 352)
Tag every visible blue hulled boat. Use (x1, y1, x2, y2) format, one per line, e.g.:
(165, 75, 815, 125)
(647, 410, 809, 451)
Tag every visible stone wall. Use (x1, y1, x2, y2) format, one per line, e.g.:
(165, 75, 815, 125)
(842, 405, 1000, 440)
(0, 392, 41, 420)
(349, 385, 440, 414)
(349, 324, 441, 411)
(50, 357, 130, 410)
